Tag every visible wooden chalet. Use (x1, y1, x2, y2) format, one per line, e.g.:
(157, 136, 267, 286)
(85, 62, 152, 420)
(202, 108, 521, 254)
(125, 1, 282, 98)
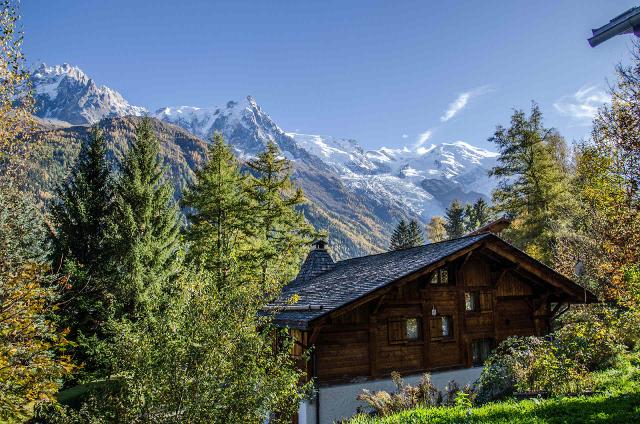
(268, 233, 596, 424)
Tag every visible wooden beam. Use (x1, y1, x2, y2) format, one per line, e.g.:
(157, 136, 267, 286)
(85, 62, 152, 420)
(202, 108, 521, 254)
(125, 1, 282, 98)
(484, 240, 594, 302)
(318, 241, 487, 324)
(368, 315, 378, 377)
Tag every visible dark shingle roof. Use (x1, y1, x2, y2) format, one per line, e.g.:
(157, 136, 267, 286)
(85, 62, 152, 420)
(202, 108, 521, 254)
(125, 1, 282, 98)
(269, 233, 490, 328)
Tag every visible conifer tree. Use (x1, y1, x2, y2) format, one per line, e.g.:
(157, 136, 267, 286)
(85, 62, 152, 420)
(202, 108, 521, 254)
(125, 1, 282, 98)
(50, 126, 115, 344)
(426, 216, 447, 243)
(182, 133, 252, 286)
(390, 218, 409, 250)
(444, 200, 466, 238)
(52, 126, 113, 271)
(109, 118, 181, 318)
(489, 103, 570, 263)
(245, 141, 314, 294)
(464, 198, 492, 232)
(407, 219, 425, 247)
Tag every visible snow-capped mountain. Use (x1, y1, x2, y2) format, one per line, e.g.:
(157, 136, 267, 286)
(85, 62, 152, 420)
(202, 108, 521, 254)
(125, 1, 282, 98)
(31, 63, 146, 125)
(288, 133, 498, 219)
(29, 63, 499, 256)
(154, 97, 304, 160)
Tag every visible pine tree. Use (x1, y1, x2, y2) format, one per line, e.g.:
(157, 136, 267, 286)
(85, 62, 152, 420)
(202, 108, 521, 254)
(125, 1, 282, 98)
(489, 103, 570, 263)
(52, 126, 113, 272)
(407, 219, 425, 247)
(50, 126, 115, 346)
(182, 133, 252, 286)
(109, 118, 181, 318)
(464, 198, 492, 232)
(463, 203, 475, 232)
(473, 198, 492, 227)
(245, 140, 314, 294)
(444, 200, 466, 238)
(390, 218, 409, 250)
(426, 216, 447, 243)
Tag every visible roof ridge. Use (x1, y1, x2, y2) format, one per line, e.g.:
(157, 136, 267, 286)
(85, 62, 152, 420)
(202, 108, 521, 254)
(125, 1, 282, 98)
(333, 232, 490, 265)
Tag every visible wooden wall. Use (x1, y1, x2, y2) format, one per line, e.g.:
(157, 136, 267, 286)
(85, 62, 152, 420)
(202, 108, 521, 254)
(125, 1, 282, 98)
(307, 250, 552, 385)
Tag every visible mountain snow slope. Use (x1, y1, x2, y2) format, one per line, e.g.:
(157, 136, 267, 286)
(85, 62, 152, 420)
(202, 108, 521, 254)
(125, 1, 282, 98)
(29, 64, 499, 257)
(31, 63, 146, 125)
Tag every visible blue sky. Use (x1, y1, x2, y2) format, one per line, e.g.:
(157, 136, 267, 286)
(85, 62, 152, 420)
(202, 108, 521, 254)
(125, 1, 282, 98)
(21, 0, 638, 151)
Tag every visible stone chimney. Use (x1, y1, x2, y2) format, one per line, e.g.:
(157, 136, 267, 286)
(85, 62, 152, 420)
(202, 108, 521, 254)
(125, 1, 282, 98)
(296, 239, 335, 281)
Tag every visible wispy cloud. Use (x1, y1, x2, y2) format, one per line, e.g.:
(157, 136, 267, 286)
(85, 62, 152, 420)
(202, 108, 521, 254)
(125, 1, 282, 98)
(402, 134, 408, 139)
(440, 85, 491, 122)
(414, 129, 432, 147)
(553, 85, 609, 124)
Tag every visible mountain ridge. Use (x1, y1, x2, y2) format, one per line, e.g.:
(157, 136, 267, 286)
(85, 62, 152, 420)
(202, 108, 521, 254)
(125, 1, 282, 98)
(28, 63, 498, 257)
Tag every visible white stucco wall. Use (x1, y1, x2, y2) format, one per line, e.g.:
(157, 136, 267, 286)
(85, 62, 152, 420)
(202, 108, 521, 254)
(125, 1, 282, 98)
(299, 367, 483, 424)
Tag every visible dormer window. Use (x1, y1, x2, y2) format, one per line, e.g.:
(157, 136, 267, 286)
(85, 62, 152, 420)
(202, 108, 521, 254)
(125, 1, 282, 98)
(430, 268, 449, 285)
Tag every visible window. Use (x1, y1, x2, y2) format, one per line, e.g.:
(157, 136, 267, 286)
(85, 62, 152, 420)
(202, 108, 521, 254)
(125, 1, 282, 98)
(472, 339, 493, 365)
(465, 292, 480, 312)
(430, 315, 454, 340)
(430, 268, 449, 285)
(441, 315, 452, 337)
(388, 318, 422, 343)
(405, 318, 419, 340)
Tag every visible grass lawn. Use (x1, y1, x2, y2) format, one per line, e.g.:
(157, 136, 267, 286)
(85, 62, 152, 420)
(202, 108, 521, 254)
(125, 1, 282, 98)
(348, 353, 640, 424)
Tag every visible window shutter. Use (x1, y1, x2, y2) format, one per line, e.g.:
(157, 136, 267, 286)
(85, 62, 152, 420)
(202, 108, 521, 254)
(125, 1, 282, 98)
(429, 317, 442, 339)
(480, 291, 493, 311)
(388, 319, 404, 343)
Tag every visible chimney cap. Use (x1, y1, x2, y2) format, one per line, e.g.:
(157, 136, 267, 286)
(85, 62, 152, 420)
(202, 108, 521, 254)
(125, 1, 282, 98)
(312, 238, 327, 251)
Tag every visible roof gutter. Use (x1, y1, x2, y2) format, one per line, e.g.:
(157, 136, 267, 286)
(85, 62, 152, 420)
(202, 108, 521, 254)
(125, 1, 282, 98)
(589, 7, 640, 47)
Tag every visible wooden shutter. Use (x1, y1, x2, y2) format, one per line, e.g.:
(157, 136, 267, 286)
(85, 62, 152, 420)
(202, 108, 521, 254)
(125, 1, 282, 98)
(429, 317, 442, 339)
(388, 319, 404, 343)
(480, 291, 493, 311)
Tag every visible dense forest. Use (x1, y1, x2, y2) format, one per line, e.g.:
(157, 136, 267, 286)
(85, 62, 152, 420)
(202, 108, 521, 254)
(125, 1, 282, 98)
(1, 1, 640, 423)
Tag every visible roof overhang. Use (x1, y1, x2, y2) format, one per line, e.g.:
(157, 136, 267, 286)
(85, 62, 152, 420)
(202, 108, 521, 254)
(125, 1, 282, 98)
(589, 7, 640, 47)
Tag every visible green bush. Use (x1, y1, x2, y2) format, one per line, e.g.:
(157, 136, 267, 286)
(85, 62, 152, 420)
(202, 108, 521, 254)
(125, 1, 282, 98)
(475, 336, 589, 404)
(554, 305, 626, 371)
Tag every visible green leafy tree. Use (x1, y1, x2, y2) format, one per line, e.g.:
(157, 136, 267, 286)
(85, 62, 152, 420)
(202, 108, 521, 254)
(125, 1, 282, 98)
(489, 103, 570, 263)
(426, 216, 447, 243)
(0, 3, 74, 420)
(109, 118, 181, 318)
(245, 140, 314, 294)
(444, 200, 466, 239)
(0, 188, 75, 421)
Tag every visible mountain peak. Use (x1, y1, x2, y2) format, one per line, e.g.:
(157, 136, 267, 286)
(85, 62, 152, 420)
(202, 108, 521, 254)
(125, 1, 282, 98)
(30, 63, 146, 125)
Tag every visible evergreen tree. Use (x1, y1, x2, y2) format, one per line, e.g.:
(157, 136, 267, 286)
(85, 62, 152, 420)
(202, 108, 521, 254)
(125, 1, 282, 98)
(464, 198, 492, 232)
(78, 135, 309, 422)
(444, 200, 466, 238)
(390, 218, 409, 250)
(489, 103, 570, 263)
(182, 133, 252, 286)
(109, 118, 181, 318)
(463, 203, 475, 232)
(407, 219, 425, 247)
(50, 126, 115, 360)
(51, 126, 113, 274)
(245, 141, 314, 294)
(426, 216, 447, 243)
